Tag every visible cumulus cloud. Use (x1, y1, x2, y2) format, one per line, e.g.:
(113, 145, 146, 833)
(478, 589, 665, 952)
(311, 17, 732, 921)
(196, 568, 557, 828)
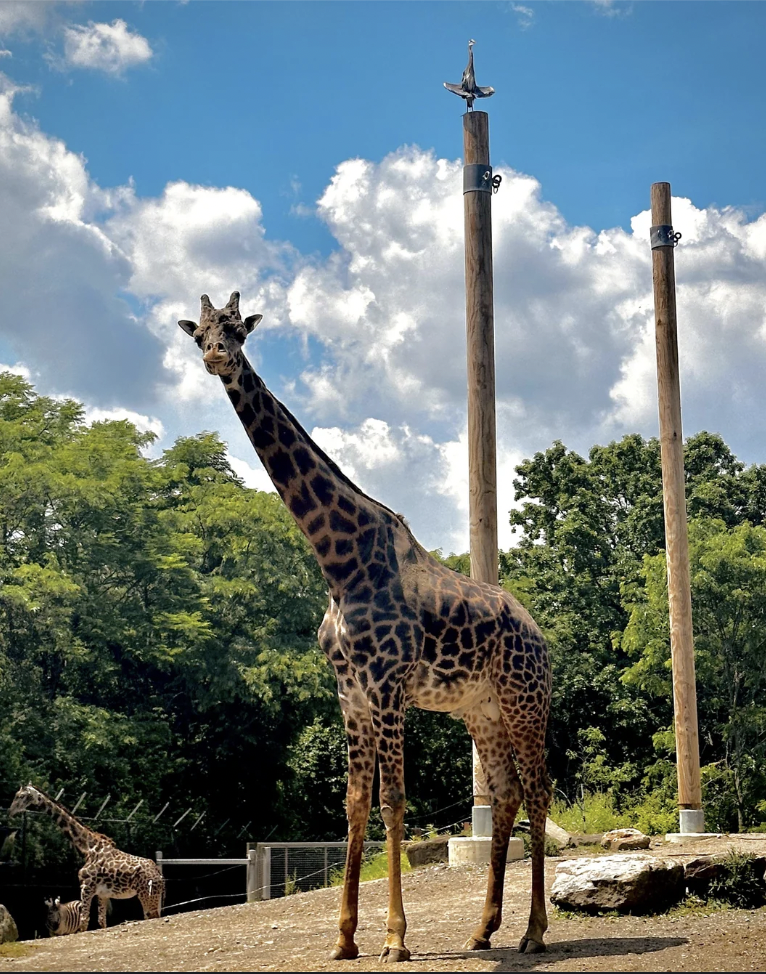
(280, 146, 766, 547)
(3, 65, 766, 553)
(0, 73, 168, 406)
(83, 405, 164, 440)
(61, 19, 152, 75)
(105, 179, 294, 402)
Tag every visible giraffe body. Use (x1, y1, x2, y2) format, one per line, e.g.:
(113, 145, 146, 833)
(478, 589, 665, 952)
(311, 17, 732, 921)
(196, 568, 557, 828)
(180, 293, 552, 960)
(11, 786, 164, 932)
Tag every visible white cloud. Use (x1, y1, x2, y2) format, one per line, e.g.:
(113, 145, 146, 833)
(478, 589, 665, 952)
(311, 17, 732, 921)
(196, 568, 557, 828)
(62, 19, 152, 75)
(511, 4, 535, 29)
(227, 455, 277, 494)
(105, 179, 294, 403)
(2, 69, 766, 553)
(0, 1, 65, 38)
(0, 50, 11, 58)
(83, 406, 164, 440)
(0, 72, 168, 406)
(591, 0, 632, 17)
(0, 360, 31, 380)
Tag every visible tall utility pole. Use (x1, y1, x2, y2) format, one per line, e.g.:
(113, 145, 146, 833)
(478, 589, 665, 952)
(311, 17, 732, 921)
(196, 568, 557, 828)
(650, 182, 704, 834)
(444, 40, 500, 842)
(463, 110, 498, 839)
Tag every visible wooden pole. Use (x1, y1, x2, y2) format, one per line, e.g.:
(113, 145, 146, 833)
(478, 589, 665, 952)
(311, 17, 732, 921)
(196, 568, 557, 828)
(650, 181, 704, 833)
(464, 111, 497, 825)
(464, 111, 498, 590)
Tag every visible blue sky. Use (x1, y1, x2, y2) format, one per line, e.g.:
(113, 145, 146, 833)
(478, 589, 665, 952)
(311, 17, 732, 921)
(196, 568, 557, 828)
(2, 1, 766, 552)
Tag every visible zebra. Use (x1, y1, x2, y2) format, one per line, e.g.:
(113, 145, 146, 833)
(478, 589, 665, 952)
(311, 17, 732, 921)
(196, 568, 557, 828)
(44, 897, 82, 936)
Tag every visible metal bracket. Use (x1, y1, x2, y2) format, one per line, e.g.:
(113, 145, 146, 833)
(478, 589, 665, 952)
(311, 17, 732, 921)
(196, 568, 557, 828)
(463, 164, 493, 194)
(650, 225, 682, 249)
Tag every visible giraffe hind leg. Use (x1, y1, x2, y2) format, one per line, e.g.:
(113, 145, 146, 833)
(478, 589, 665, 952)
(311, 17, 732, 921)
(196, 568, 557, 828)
(496, 709, 551, 953)
(462, 703, 524, 951)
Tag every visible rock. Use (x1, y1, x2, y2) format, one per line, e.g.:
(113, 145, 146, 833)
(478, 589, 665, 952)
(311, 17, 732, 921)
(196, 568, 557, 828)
(550, 854, 685, 912)
(601, 828, 650, 852)
(545, 818, 572, 849)
(569, 833, 605, 848)
(0, 904, 19, 944)
(406, 837, 449, 868)
(684, 855, 766, 895)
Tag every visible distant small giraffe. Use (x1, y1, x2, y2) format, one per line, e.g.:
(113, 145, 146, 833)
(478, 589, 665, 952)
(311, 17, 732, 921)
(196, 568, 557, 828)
(10, 786, 164, 932)
(45, 897, 82, 937)
(180, 292, 552, 961)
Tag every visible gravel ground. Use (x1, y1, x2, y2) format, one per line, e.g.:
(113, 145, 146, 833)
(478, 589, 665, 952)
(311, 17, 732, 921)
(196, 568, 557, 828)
(3, 838, 766, 972)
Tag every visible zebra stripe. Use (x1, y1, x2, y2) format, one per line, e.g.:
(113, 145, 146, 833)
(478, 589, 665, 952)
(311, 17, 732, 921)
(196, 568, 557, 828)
(45, 898, 82, 936)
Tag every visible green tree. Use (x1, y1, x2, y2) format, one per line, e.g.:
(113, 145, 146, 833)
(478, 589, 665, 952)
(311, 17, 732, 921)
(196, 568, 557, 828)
(622, 520, 766, 831)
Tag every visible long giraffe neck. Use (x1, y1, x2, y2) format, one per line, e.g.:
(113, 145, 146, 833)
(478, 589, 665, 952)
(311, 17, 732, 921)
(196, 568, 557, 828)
(223, 357, 411, 595)
(33, 794, 102, 856)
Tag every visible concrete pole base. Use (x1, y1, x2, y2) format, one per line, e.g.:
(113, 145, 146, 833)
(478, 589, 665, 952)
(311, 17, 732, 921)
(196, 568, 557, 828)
(678, 808, 706, 834)
(666, 806, 723, 843)
(472, 804, 492, 838)
(448, 836, 524, 867)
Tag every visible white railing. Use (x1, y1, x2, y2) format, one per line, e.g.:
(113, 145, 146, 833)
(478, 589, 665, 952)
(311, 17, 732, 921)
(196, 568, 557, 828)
(155, 841, 384, 903)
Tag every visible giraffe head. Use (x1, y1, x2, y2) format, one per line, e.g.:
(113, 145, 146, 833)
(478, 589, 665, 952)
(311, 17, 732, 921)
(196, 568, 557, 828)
(9, 784, 43, 816)
(179, 291, 263, 379)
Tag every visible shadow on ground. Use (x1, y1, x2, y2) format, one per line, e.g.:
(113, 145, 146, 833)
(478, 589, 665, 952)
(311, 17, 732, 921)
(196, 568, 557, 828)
(410, 937, 688, 970)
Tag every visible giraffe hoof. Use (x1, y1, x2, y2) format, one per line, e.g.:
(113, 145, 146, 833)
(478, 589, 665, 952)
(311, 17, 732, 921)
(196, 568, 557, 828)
(329, 943, 359, 960)
(518, 936, 546, 954)
(379, 945, 411, 963)
(464, 936, 492, 951)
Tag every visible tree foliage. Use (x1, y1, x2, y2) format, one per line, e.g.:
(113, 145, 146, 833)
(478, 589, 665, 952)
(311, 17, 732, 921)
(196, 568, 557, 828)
(3, 368, 766, 866)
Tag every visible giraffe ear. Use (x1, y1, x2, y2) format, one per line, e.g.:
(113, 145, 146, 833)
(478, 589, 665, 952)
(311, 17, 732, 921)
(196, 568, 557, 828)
(178, 320, 198, 337)
(244, 314, 262, 334)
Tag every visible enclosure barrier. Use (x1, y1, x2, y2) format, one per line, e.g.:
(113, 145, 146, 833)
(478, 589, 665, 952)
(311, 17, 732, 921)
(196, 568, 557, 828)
(155, 841, 384, 903)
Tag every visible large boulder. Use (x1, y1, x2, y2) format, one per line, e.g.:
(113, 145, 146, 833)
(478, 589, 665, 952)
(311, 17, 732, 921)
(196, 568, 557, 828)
(406, 837, 449, 868)
(0, 904, 18, 944)
(601, 828, 650, 852)
(551, 854, 685, 913)
(545, 818, 572, 850)
(684, 854, 766, 905)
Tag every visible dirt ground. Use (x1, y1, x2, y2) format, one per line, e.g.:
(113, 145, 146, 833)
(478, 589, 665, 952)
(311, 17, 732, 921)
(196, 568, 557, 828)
(3, 836, 766, 973)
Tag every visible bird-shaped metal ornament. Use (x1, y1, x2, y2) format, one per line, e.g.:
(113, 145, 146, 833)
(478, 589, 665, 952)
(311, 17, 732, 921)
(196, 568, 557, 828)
(444, 39, 495, 110)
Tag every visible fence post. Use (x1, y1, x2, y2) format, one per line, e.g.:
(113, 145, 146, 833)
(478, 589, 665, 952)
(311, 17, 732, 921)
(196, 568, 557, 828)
(246, 844, 259, 903)
(155, 850, 163, 877)
(262, 845, 271, 901)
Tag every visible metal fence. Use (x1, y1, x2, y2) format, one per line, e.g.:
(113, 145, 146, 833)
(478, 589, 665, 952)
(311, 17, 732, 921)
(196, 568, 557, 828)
(254, 841, 384, 900)
(156, 841, 385, 904)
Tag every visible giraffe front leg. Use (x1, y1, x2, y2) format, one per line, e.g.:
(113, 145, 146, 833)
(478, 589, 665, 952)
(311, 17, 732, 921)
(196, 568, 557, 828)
(78, 881, 96, 933)
(462, 706, 523, 951)
(330, 687, 376, 961)
(97, 896, 109, 929)
(374, 706, 410, 964)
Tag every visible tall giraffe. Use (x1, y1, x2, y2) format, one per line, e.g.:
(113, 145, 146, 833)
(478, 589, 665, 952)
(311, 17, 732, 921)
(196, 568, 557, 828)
(10, 786, 164, 932)
(179, 292, 552, 961)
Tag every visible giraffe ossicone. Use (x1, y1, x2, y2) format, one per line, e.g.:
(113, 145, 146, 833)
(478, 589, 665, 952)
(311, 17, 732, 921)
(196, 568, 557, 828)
(10, 785, 164, 933)
(180, 292, 553, 960)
